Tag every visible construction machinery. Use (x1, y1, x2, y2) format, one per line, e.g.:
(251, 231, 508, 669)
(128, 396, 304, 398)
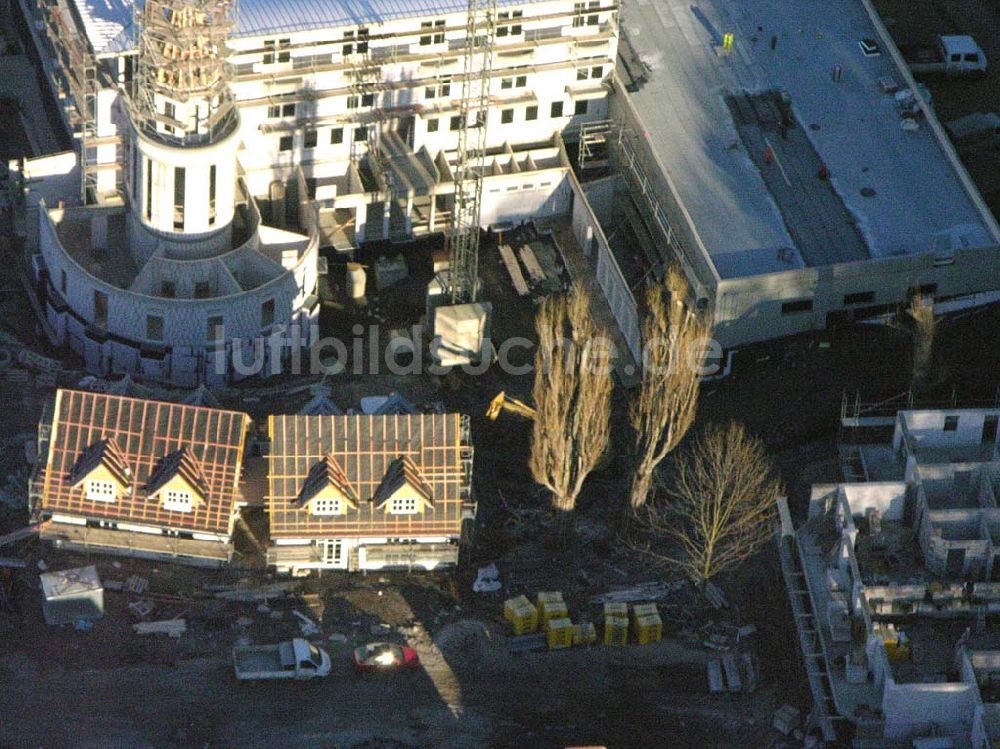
(486, 391, 536, 421)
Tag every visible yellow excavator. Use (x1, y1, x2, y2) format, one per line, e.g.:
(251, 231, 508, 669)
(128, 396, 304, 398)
(486, 391, 536, 421)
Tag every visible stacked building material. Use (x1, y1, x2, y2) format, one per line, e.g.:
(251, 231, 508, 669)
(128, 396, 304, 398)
(603, 602, 629, 645)
(504, 594, 539, 635)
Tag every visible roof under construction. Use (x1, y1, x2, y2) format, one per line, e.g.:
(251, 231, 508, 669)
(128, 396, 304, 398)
(267, 413, 471, 539)
(75, 0, 549, 55)
(36, 389, 251, 534)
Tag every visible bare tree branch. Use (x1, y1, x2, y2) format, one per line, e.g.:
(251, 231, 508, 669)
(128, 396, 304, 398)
(640, 421, 781, 587)
(529, 284, 613, 514)
(628, 266, 712, 510)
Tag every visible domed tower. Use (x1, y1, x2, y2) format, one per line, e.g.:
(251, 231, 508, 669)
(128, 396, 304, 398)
(127, 0, 240, 251)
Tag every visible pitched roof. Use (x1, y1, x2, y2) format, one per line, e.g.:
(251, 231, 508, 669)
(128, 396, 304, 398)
(267, 413, 471, 538)
(372, 455, 434, 508)
(39, 390, 251, 534)
(69, 437, 133, 490)
(146, 446, 210, 500)
(293, 453, 359, 508)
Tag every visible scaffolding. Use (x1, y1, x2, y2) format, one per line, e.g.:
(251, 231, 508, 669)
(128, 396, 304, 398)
(348, 36, 390, 198)
(448, 0, 498, 304)
(130, 0, 239, 146)
(36, 0, 120, 203)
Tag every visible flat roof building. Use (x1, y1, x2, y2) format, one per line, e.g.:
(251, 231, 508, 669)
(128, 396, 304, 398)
(614, 0, 1000, 348)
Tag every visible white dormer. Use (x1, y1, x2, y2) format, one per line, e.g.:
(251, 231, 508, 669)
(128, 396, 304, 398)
(86, 479, 119, 502)
(163, 488, 194, 512)
(311, 497, 344, 516)
(388, 496, 420, 515)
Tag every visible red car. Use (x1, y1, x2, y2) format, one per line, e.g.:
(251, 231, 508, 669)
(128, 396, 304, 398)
(352, 642, 420, 674)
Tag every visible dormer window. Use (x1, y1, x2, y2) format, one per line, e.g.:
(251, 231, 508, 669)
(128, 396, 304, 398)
(312, 498, 343, 516)
(389, 497, 419, 515)
(163, 489, 193, 512)
(86, 480, 118, 502)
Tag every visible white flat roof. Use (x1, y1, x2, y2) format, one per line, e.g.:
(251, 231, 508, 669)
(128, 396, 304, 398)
(620, 0, 996, 279)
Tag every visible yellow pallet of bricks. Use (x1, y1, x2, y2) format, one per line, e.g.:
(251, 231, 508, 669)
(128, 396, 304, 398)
(630, 603, 658, 622)
(546, 617, 574, 649)
(536, 591, 564, 620)
(503, 595, 539, 635)
(604, 615, 629, 646)
(573, 621, 597, 646)
(604, 602, 628, 620)
(634, 613, 663, 645)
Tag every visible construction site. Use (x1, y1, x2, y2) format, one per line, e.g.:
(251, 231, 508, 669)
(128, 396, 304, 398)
(0, 0, 1000, 744)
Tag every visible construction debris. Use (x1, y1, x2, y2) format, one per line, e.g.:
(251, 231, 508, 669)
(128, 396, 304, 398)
(134, 618, 187, 637)
(704, 581, 728, 609)
(212, 581, 298, 602)
(499, 245, 530, 297)
(374, 254, 409, 290)
(125, 575, 149, 595)
(473, 563, 501, 593)
(293, 610, 319, 636)
(128, 600, 154, 619)
(588, 580, 687, 605)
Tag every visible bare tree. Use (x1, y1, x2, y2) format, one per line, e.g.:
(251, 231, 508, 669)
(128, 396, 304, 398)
(640, 421, 781, 588)
(908, 294, 937, 392)
(529, 284, 613, 515)
(628, 266, 712, 510)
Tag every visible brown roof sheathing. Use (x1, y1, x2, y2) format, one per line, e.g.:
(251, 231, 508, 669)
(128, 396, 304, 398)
(39, 389, 251, 534)
(268, 413, 469, 538)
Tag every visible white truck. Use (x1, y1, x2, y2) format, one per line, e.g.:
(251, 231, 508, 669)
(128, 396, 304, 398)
(901, 35, 987, 77)
(232, 638, 332, 681)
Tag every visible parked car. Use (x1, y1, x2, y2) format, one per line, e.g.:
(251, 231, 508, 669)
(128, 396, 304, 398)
(352, 642, 420, 674)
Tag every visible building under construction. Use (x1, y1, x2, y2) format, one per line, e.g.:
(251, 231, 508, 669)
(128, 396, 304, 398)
(10, 0, 619, 382)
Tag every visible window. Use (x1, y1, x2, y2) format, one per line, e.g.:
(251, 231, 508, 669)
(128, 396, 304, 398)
(357, 28, 369, 54)
(279, 135, 293, 152)
(587, 0, 599, 25)
(145, 158, 152, 220)
(261, 298, 275, 328)
(526, 105, 538, 121)
(501, 78, 513, 90)
(591, 65, 603, 78)
(146, 315, 164, 341)
(574, 100, 588, 115)
(573, 2, 585, 27)
(577, 68, 588, 81)
(342, 31, 354, 56)
(361, 92, 375, 107)
(843, 291, 874, 306)
(86, 480, 117, 502)
(163, 489, 193, 512)
(515, 75, 527, 87)
(501, 109, 514, 124)
(498, 10, 523, 36)
(427, 118, 439, 133)
(269, 103, 296, 118)
(983, 415, 999, 444)
(93, 290, 108, 327)
(944, 415, 959, 432)
(551, 101, 564, 117)
(450, 115, 462, 131)
(208, 164, 217, 226)
(322, 539, 342, 565)
(346, 95, 359, 109)
(264, 38, 291, 64)
(781, 299, 813, 315)
(964, 53, 979, 63)
(207, 315, 224, 342)
(173, 166, 185, 229)
(304, 129, 317, 148)
(331, 127, 344, 144)
(389, 497, 419, 514)
(161, 281, 176, 298)
(354, 126, 368, 142)
(312, 498, 343, 515)
(194, 281, 210, 299)
(440, 79, 451, 97)
(163, 101, 176, 134)
(420, 19, 445, 45)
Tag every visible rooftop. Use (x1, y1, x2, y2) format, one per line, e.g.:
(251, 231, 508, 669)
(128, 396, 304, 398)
(619, 0, 997, 280)
(37, 389, 251, 534)
(73, 0, 551, 56)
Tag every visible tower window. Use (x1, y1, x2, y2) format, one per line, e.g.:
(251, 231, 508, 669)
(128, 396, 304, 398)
(304, 129, 317, 148)
(501, 109, 513, 124)
(331, 127, 344, 144)
(208, 165, 217, 226)
(354, 126, 368, 142)
(261, 299, 275, 328)
(173, 166, 185, 230)
(279, 135, 293, 152)
(551, 101, 564, 117)
(427, 118, 439, 133)
(526, 105, 538, 121)
(574, 100, 588, 115)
